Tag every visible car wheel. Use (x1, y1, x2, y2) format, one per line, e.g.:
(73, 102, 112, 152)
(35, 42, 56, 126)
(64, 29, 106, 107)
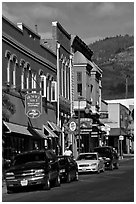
(114, 162, 119, 169)
(43, 176, 51, 190)
(74, 171, 79, 181)
(66, 172, 71, 183)
(54, 174, 61, 187)
(97, 167, 100, 174)
(7, 187, 13, 194)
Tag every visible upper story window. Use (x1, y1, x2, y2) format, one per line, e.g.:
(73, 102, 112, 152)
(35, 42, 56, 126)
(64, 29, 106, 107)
(51, 81, 57, 102)
(77, 71, 82, 96)
(39, 69, 46, 98)
(77, 72, 82, 83)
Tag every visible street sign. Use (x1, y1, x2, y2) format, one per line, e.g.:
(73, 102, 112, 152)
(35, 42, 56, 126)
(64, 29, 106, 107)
(69, 121, 77, 132)
(119, 135, 124, 140)
(25, 93, 42, 119)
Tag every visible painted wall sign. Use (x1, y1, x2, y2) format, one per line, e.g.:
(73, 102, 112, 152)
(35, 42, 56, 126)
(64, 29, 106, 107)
(25, 93, 42, 119)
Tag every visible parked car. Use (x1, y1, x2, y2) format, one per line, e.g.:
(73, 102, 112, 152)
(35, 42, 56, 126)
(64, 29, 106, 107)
(93, 146, 119, 170)
(57, 155, 78, 183)
(5, 149, 60, 193)
(76, 152, 105, 174)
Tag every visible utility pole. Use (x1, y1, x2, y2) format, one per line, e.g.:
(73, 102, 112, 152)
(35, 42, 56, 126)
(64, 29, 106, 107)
(125, 75, 129, 99)
(56, 42, 60, 127)
(78, 94, 81, 154)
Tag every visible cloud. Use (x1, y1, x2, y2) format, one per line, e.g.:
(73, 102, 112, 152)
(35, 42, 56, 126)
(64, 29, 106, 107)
(96, 2, 116, 16)
(87, 2, 133, 19)
(2, 3, 19, 22)
(2, 2, 68, 24)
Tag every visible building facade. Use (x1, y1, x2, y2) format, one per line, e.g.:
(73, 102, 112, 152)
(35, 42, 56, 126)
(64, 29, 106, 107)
(71, 36, 103, 153)
(2, 16, 61, 160)
(100, 102, 133, 154)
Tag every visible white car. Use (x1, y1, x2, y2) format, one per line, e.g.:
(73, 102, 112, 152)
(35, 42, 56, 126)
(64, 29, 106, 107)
(76, 152, 105, 174)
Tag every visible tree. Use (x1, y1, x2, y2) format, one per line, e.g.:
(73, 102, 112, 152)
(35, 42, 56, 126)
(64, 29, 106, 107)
(2, 90, 16, 121)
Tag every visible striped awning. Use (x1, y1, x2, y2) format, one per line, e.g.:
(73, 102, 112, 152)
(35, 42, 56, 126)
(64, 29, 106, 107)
(3, 121, 32, 136)
(3, 121, 46, 139)
(43, 124, 58, 138)
(47, 121, 62, 133)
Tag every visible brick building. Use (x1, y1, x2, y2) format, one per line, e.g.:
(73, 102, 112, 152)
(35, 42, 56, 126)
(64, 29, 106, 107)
(2, 16, 61, 160)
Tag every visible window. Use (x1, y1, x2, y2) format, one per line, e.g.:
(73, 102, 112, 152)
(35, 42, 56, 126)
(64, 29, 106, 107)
(77, 72, 82, 96)
(20, 59, 25, 90)
(47, 79, 51, 101)
(77, 72, 82, 82)
(40, 75, 46, 97)
(5, 50, 11, 85)
(77, 84, 82, 96)
(51, 81, 57, 102)
(63, 63, 65, 97)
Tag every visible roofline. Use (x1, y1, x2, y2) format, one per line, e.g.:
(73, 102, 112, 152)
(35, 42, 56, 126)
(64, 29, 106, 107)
(71, 35, 93, 60)
(3, 15, 41, 39)
(52, 21, 71, 40)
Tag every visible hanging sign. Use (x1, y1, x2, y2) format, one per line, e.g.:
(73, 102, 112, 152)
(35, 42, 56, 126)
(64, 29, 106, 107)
(25, 93, 42, 118)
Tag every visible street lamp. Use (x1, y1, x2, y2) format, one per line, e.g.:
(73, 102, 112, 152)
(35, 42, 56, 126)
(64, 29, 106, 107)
(78, 93, 83, 154)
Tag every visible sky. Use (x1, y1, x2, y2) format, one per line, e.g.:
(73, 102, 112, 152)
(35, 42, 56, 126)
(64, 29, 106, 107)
(2, 1, 134, 45)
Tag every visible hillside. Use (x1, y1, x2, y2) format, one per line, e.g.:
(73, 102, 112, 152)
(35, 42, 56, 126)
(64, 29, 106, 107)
(89, 35, 134, 100)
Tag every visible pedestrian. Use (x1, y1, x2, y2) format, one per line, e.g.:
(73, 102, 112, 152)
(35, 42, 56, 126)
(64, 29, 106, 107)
(64, 146, 72, 157)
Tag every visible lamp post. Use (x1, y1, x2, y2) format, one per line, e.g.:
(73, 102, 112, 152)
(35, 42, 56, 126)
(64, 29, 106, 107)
(78, 94, 82, 154)
(56, 42, 60, 127)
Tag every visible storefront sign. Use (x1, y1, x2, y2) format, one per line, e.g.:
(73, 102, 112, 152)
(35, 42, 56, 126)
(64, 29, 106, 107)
(119, 135, 124, 140)
(25, 93, 42, 119)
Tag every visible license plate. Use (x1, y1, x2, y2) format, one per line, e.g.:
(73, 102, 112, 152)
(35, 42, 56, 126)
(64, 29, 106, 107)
(82, 168, 86, 171)
(21, 180, 28, 186)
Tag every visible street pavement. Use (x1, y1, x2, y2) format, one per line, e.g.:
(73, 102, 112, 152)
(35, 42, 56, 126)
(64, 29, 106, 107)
(2, 153, 134, 199)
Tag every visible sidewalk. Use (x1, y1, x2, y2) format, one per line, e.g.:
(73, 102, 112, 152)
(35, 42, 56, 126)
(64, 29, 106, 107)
(119, 153, 134, 160)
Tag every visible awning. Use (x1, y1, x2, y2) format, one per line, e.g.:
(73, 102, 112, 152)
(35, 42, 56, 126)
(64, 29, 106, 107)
(27, 124, 47, 139)
(43, 125, 58, 138)
(3, 121, 32, 136)
(3, 121, 47, 139)
(47, 121, 62, 133)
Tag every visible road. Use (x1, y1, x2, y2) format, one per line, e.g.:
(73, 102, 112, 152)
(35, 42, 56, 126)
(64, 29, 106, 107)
(2, 158, 134, 202)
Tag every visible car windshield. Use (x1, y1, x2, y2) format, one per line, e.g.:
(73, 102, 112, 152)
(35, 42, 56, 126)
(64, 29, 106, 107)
(13, 153, 45, 166)
(94, 148, 111, 157)
(77, 154, 97, 160)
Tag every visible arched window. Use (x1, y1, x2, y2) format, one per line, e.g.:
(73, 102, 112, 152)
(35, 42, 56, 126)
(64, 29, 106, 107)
(11, 54, 18, 89)
(5, 50, 11, 86)
(19, 59, 25, 91)
(39, 69, 46, 97)
(24, 62, 31, 93)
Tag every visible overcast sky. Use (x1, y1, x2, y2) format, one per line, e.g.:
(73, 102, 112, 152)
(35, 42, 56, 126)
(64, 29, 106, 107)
(2, 1, 134, 44)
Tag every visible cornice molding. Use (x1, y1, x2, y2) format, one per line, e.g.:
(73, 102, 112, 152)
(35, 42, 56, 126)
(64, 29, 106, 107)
(3, 32, 56, 72)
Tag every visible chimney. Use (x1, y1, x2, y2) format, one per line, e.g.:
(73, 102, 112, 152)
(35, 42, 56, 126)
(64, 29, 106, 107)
(35, 25, 38, 34)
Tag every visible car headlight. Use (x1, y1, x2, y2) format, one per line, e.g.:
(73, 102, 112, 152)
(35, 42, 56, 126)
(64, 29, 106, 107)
(35, 169, 44, 176)
(6, 172, 14, 176)
(5, 172, 15, 180)
(90, 163, 97, 166)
